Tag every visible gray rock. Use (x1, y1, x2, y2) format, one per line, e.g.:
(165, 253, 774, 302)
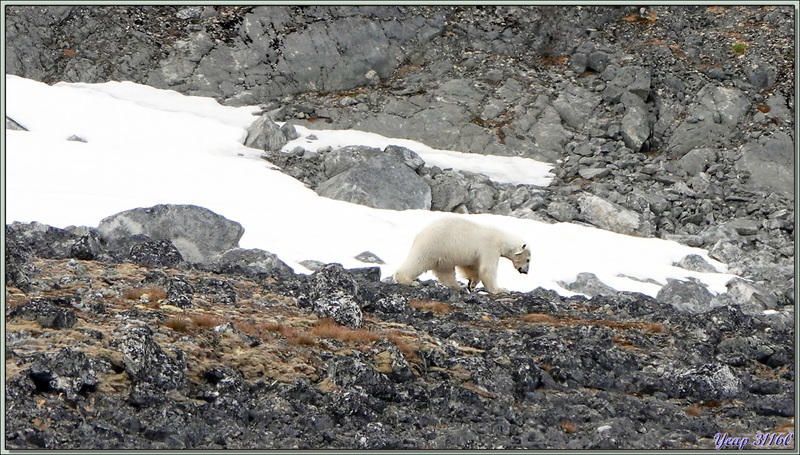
(316, 153, 432, 211)
(430, 170, 470, 212)
(677, 147, 716, 176)
(215, 248, 294, 276)
(322, 145, 383, 178)
(578, 193, 641, 235)
(700, 223, 742, 245)
(6, 116, 27, 131)
(384, 145, 425, 171)
(709, 240, 745, 264)
(578, 167, 611, 180)
(725, 277, 778, 315)
(619, 92, 650, 152)
(466, 182, 498, 213)
(299, 259, 327, 272)
(97, 204, 244, 264)
(547, 201, 579, 223)
(675, 254, 718, 273)
(280, 122, 300, 141)
(666, 84, 750, 158)
(244, 115, 289, 151)
(727, 218, 761, 236)
(656, 278, 716, 313)
(734, 132, 793, 195)
(355, 251, 385, 264)
(601, 65, 651, 103)
(560, 272, 617, 297)
(553, 83, 602, 131)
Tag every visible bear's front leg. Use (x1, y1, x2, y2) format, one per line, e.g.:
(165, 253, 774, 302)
(478, 262, 508, 294)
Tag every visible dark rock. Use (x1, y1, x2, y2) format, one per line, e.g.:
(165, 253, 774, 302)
(129, 240, 184, 268)
(214, 248, 294, 277)
(29, 347, 108, 402)
(7, 221, 81, 259)
(9, 299, 78, 329)
(304, 264, 363, 328)
(196, 278, 238, 304)
(69, 230, 106, 260)
(113, 321, 187, 405)
(166, 275, 195, 308)
(97, 204, 244, 264)
(327, 354, 396, 400)
(316, 153, 432, 211)
(662, 364, 741, 401)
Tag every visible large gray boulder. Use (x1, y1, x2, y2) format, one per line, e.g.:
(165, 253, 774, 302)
(316, 153, 432, 210)
(734, 132, 793, 196)
(552, 83, 602, 131)
(97, 204, 244, 264)
(577, 193, 642, 236)
(656, 278, 717, 314)
(322, 145, 383, 178)
(666, 84, 750, 158)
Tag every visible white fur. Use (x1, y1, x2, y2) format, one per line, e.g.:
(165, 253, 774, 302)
(394, 217, 531, 293)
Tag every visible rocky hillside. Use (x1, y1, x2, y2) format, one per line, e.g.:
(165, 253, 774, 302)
(4, 206, 795, 449)
(4, 4, 796, 450)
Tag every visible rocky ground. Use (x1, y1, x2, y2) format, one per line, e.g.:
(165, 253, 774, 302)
(4, 211, 796, 449)
(4, 4, 796, 450)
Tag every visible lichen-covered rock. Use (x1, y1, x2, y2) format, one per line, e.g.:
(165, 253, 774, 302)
(97, 204, 244, 264)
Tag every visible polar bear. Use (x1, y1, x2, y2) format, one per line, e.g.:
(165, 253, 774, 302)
(394, 217, 530, 294)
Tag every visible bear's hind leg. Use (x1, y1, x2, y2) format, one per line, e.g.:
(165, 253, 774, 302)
(433, 267, 463, 290)
(457, 266, 480, 292)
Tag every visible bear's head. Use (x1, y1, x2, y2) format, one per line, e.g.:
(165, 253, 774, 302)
(511, 243, 531, 274)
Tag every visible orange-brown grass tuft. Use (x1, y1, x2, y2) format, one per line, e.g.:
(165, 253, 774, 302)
(410, 300, 453, 315)
(165, 317, 190, 332)
(124, 286, 167, 302)
(685, 404, 702, 416)
(311, 318, 381, 344)
(189, 313, 225, 328)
